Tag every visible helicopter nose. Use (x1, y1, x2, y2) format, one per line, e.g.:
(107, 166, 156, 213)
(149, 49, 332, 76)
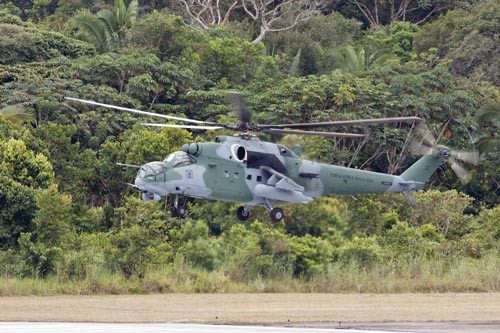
(134, 163, 164, 193)
(134, 175, 146, 191)
(134, 165, 149, 190)
(133, 162, 182, 196)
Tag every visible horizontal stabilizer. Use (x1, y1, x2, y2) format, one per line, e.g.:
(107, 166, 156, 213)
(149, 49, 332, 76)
(399, 181, 425, 186)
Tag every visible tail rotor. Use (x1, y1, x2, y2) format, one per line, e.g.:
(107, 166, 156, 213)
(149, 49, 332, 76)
(409, 123, 479, 185)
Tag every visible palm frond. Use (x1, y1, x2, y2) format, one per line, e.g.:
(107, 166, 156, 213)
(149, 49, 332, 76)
(124, 0, 138, 25)
(115, 0, 127, 27)
(332, 46, 364, 73)
(72, 10, 112, 52)
(476, 136, 499, 153)
(476, 103, 500, 126)
(97, 9, 119, 35)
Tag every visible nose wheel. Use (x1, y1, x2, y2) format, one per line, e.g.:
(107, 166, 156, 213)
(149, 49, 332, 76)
(236, 205, 250, 221)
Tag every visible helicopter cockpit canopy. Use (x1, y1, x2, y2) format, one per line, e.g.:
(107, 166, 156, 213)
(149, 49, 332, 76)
(138, 161, 168, 180)
(163, 151, 196, 168)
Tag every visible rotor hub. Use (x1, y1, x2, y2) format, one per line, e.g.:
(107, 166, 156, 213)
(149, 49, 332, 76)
(234, 132, 256, 140)
(437, 146, 451, 160)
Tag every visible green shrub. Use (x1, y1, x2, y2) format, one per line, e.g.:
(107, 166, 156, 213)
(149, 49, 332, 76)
(289, 235, 334, 276)
(338, 237, 382, 268)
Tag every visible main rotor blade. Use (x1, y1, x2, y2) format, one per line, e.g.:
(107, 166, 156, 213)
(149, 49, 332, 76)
(263, 128, 367, 138)
(227, 92, 251, 124)
(116, 163, 141, 168)
(450, 150, 479, 165)
(258, 116, 422, 129)
(65, 97, 214, 125)
(143, 123, 224, 130)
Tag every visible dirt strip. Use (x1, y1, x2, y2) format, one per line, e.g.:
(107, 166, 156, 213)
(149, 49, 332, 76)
(0, 293, 499, 324)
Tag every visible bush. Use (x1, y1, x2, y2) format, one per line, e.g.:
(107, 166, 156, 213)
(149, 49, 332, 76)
(380, 222, 441, 260)
(17, 232, 64, 277)
(337, 237, 382, 268)
(173, 221, 219, 271)
(289, 235, 334, 276)
(284, 197, 347, 237)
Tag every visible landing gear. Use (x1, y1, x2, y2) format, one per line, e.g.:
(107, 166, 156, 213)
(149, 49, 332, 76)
(263, 198, 284, 222)
(236, 205, 250, 221)
(270, 207, 284, 222)
(171, 195, 187, 218)
(171, 205, 186, 218)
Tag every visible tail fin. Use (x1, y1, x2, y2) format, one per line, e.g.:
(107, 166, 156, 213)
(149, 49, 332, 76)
(400, 154, 444, 190)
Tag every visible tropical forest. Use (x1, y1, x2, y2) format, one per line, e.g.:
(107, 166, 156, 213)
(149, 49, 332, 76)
(0, 0, 498, 295)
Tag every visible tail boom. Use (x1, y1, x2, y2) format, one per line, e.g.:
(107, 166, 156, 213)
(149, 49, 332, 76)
(310, 152, 445, 197)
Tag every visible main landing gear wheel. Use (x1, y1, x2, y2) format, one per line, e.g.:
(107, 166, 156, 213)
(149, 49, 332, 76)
(171, 195, 187, 218)
(172, 205, 186, 218)
(270, 207, 284, 222)
(236, 206, 250, 221)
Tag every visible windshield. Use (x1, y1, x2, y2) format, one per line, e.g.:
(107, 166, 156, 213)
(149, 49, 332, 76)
(138, 161, 168, 179)
(163, 151, 195, 168)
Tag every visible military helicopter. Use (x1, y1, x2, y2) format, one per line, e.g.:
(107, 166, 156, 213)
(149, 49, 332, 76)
(65, 94, 478, 222)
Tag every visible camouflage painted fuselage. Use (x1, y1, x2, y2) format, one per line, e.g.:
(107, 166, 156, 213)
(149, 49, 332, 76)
(134, 135, 445, 207)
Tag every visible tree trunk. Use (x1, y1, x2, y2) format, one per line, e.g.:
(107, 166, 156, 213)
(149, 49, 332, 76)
(252, 26, 267, 44)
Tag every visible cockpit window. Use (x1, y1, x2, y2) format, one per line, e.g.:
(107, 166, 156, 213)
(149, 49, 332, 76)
(139, 161, 168, 180)
(138, 167, 146, 178)
(163, 151, 196, 168)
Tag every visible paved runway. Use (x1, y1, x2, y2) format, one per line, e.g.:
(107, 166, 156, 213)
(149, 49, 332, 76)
(0, 322, 401, 333)
(2, 322, 500, 333)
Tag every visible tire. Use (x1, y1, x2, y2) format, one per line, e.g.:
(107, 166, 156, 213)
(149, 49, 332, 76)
(236, 206, 250, 221)
(177, 206, 186, 217)
(270, 207, 284, 222)
(171, 206, 179, 217)
(171, 196, 188, 218)
(171, 205, 186, 218)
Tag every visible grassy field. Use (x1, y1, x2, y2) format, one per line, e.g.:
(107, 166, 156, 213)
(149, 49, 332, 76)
(0, 293, 499, 323)
(1, 253, 499, 296)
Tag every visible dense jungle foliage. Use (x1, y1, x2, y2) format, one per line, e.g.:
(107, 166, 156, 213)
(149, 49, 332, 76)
(0, 0, 498, 294)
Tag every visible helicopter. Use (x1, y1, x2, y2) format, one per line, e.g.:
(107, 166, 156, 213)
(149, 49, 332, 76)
(65, 94, 478, 222)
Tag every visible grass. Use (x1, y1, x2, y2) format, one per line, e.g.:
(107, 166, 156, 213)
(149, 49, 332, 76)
(1, 254, 499, 296)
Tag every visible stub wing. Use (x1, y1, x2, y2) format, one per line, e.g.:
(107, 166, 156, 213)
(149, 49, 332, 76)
(260, 166, 304, 191)
(256, 166, 313, 204)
